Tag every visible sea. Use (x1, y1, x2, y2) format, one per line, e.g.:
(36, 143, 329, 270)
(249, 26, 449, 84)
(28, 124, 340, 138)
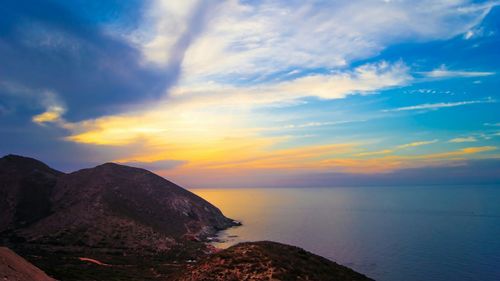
(191, 185, 500, 281)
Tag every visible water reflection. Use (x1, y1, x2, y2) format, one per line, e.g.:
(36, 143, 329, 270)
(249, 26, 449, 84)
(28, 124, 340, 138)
(192, 186, 500, 281)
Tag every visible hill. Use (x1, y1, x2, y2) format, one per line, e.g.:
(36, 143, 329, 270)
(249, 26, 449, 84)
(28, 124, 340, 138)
(174, 241, 374, 281)
(0, 154, 237, 253)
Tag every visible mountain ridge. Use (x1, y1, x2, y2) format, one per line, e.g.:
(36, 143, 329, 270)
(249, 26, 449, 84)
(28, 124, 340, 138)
(1, 154, 237, 253)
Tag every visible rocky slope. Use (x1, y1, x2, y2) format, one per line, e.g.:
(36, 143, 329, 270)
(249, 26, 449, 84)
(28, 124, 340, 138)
(174, 241, 374, 281)
(0, 155, 236, 252)
(0, 247, 55, 281)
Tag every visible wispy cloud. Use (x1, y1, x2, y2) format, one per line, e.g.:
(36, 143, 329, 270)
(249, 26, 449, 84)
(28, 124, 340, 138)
(59, 60, 409, 160)
(484, 122, 500, 127)
(419, 146, 497, 159)
(161, 0, 497, 81)
(171, 61, 411, 107)
(397, 139, 438, 149)
(354, 139, 439, 157)
(0, 84, 69, 126)
(354, 149, 394, 157)
(283, 120, 365, 129)
(32, 106, 66, 124)
(421, 65, 495, 78)
(383, 99, 496, 112)
(449, 137, 478, 143)
(463, 27, 495, 40)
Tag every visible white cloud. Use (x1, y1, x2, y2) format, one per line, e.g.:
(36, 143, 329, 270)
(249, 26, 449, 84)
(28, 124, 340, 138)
(0, 82, 68, 125)
(170, 61, 411, 107)
(383, 98, 497, 112)
(422, 65, 495, 78)
(32, 105, 65, 124)
(484, 122, 500, 127)
(132, 0, 198, 65)
(449, 137, 478, 143)
(463, 26, 495, 40)
(284, 120, 363, 129)
(31, 90, 68, 126)
(134, 0, 497, 83)
(58, 60, 409, 152)
(122, 0, 499, 118)
(397, 139, 438, 149)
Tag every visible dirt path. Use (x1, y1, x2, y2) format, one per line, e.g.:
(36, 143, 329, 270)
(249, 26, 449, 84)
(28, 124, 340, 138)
(78, 257, 111, 266)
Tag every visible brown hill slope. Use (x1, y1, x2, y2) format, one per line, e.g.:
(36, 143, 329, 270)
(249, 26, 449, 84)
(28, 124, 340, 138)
(174, 241, 374, 281)
(0, 247, 55, 281)
(0, 155, 237, 253)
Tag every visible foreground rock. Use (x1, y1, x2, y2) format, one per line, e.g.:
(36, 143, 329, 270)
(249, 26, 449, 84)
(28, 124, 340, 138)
(0, 247, 55, 281)
(0, 155, 236, 253)
(174, 241, 374, 281)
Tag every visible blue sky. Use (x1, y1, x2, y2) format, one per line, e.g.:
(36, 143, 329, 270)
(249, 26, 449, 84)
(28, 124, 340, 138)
(1, 0, 499, 187)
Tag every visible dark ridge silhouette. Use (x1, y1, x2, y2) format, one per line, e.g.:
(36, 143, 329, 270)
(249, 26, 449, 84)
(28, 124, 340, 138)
(0, 155, 62, 233)
(0, 154, 236, 252)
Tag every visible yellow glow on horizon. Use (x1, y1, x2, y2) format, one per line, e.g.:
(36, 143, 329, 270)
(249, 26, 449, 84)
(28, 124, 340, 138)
(59, 95, 498, 178)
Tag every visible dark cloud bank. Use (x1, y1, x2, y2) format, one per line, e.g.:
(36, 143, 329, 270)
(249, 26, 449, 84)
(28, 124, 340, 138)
(0, 0, 217, 166)
(0, 0, 167, 120)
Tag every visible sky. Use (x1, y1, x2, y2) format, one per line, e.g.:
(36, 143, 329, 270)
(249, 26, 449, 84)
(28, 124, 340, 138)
(1, 0, 500, 187)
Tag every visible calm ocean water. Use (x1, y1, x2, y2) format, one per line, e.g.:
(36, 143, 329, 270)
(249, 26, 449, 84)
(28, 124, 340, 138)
(191, 186, 500, 281)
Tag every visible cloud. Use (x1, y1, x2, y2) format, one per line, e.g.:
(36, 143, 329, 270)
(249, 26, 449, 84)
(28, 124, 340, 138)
(354, 139, 439, 157)
(354, 149, 394, 157)
(134, 0, 222, 97)
(420, 146, 497, 159)
(30, 90, 68, 125)
(0, 0, 168, 121)
(32, 106, 65, 124)
(283, 120, 364, 129)
(136, 0, 198, 65)
(169, 0, 498, 82)
(383, 98, 497, 112)
(2, 0, 499, 186)
(484, 122, 500, 127)
(162, 144, 499, 187)
(3, 0, 497, 120)
(0, 83, 68, 125)
(463, 26, 495, 40)
(397, 139, 438, 149)
(54, 60, 408, 160)
(449, 137, 478, 143)
(170, 61, 410, 108)
(422, 65, 495, 78)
